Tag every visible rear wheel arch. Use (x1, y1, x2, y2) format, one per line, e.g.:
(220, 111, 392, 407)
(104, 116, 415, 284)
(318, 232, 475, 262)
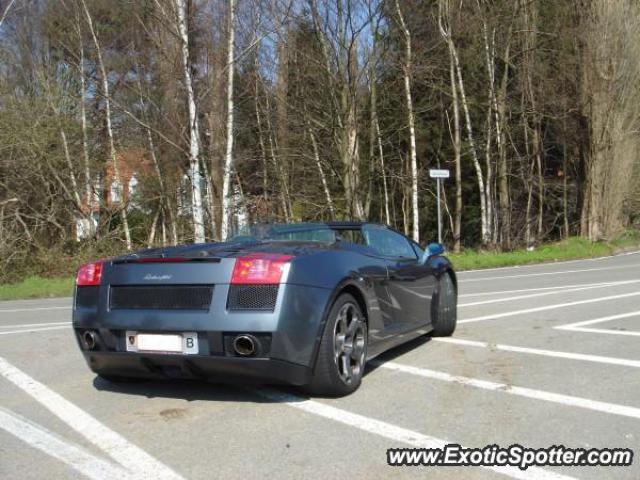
(337, 284, 369, 327)
(307, 290, 368, 396)
(309, 280, 369, 371)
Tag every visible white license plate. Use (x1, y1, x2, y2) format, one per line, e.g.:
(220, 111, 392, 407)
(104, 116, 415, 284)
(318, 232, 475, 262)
(125, 331, 198, 355)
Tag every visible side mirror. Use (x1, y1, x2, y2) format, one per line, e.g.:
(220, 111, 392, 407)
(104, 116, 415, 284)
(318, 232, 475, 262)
(420, 242, 445, 264)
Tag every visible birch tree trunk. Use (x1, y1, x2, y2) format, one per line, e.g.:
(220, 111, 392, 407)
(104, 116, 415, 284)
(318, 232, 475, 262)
(395, 0, 419, 242)
(254, 60, 269, 204)
(375, 120, 390, 226)
(482, 21, 496, 244)
(175, 0, 206, 243)
(220, 0, 236, 240)
(81, 0, 132, 249)
(264, 93, 291, 220)
(309, 127, 335, 217)
(449, 50, 462, 252)
(76, 15, 93, 228)
(60, 129, 83, 210)
(439, 0, 488, 245)
(496, 35, 513, 248)
(370, 55, 390, 225)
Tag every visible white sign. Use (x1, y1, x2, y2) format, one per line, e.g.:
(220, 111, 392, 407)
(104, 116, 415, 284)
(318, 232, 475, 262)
(429, 169, 450, 179)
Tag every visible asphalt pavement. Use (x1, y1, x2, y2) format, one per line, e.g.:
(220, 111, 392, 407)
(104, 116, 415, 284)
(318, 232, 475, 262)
(1, 252, 639, 480)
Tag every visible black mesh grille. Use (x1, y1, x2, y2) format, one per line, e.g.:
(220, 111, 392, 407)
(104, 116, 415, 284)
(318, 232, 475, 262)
(76, 286, 99, 308)
(110, 285, 213, 310)
(227, 285, 279, 311)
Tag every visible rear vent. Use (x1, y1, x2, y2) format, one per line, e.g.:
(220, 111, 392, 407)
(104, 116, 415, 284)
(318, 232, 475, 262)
(76, 286, 99, 308)
(110, 285, 213, 310)
(227, 285, 279, 311)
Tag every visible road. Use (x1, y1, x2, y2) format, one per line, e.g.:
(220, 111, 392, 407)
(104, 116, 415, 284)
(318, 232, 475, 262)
(1, 252, 639, 480)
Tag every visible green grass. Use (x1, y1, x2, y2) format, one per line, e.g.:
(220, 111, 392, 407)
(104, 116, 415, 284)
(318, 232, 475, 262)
(0, 276, 74, 301)
(1, 233, 638, 301)
(448, 234, 640, 271)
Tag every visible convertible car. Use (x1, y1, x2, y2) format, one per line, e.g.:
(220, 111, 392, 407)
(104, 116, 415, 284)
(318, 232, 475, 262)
(73, 222, 457, 396)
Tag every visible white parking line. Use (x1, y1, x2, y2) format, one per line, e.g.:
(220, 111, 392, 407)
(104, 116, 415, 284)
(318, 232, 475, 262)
(557, 327, 640, 337)
(432, 337, 640, 368)
(260, 389, 575, 480)
(555, 311, 640, 337)
(459, 291, 640, 324)
(0, 325, 71, 336)
(0, 408, 131, 480)
(374, 361, 640, 420)
(459, 280, 640, 307)
(0, 356, 184, 480)
(0, 306, 70, 313)
(458, 264, 640, 283)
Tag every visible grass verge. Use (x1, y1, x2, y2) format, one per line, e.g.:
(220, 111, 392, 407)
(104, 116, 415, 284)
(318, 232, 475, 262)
(0, 276, 74, 301)
(0, 233, 638, 301)
(448, 234, 640, 271)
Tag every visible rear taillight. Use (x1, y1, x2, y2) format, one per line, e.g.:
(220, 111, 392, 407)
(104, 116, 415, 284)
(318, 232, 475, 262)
(230, 253, 293, 285)
(76, 261, 104, 286)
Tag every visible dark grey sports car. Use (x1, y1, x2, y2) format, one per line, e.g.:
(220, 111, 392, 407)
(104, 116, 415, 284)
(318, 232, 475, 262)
(73, 222, 457, 396)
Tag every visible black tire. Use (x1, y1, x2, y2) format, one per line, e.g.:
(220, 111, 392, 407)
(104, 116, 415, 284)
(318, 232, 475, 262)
(307, 293, 367, 397)
(431, 273, 457, 337)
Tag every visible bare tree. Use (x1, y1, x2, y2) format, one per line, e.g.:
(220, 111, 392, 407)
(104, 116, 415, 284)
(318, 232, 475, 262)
(81, 0, 132, 249)
(447, 45, 462, 252)
(395, 0, 420, 242)
(439, 0, 489, 245)
(175, 0, 206, 243)
(580, 0, 640, 239)
(220, 0, 236, 239)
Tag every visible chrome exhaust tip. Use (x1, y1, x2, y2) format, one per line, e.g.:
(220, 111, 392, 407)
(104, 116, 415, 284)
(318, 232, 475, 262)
(83, 330, 97, 350)
(233, 334, 257, 357)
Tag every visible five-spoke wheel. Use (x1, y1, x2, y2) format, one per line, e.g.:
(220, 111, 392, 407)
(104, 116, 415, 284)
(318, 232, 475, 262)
(308, 293, 367, 396)
(333, 302, 366, 385)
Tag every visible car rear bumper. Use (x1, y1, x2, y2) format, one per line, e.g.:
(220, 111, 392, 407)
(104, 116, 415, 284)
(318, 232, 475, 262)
(82, 350, 312, 385)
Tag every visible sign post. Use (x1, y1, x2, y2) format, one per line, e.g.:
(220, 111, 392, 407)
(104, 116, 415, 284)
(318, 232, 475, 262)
(429, 169, 450, 244)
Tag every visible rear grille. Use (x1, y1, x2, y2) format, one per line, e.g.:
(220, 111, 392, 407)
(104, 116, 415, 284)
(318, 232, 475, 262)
(110, 285, 213, 310)
(227, 285, 279, 311)
(76, 286, 99, 308)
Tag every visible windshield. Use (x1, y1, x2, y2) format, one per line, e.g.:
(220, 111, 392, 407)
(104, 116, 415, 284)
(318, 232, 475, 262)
(228, 223, 339, 243)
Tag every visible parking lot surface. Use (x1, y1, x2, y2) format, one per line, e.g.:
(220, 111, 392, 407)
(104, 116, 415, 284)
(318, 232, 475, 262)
(1, 252, 639, 479)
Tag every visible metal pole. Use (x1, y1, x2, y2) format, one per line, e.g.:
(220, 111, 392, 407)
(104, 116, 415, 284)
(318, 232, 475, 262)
(437, 178, 442, 244)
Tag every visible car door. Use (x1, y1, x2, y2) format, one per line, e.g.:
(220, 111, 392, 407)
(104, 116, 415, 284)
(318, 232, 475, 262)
(362, 225, 435, 333)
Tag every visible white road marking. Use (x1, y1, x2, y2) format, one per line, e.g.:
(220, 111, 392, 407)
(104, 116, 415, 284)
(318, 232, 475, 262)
(555, 311, 640, 337)
(374, 361, 640, 420)
(458, 264, 640, 283)
(0, 321, 70, 329)
(0, 325, 71, 336)
(459, 291, 640, 324)
(432, 337, 640, 368)
(0, 408, 132, 480)
(459, 280, 640, 307)
(459, 281, 623, 298)
(260, 389, 574, 480)
(0, 356, 184, 480)
(0, 306, 70, 313)
(557, 327, 640, 337)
